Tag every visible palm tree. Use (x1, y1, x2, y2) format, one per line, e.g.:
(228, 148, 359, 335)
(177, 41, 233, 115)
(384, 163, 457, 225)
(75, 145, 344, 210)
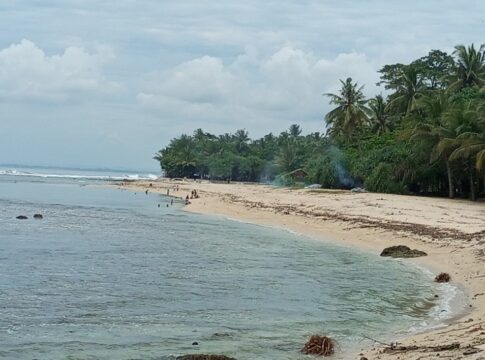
(324, 77, 370, 140)
(411, 92, 455, 197)
(448, 44, 485, 91)
(288, 124, 302, 137)
(452, 129, 485, 171)
(233, 129, 250, 155)
(387, 66, 426, 114)
(276, 138, 301, 173)
(442, 101, 483, 200)
(153, 134, 198, 177)
(368, 95, 392, 135)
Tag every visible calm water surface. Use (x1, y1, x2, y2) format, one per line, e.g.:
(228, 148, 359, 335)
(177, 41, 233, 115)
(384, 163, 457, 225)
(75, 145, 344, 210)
(0, 170, 450, 359)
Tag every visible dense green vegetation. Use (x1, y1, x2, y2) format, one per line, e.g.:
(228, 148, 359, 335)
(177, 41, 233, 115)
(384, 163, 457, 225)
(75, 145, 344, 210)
(154, 44, 485, 200)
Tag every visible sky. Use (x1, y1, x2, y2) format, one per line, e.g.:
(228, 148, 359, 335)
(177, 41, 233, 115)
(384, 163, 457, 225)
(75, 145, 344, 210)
(1, 1, 484, 171)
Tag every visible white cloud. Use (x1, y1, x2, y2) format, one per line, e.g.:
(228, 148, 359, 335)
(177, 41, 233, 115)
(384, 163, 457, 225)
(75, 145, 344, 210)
(137, 46, 379, 135)
(2, 0, 485, 169)
(0, 39, 119, 101)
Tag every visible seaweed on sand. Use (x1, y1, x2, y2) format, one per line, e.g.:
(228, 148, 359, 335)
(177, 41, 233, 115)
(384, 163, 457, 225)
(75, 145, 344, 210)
(301, 335, 335, 356)
(435, 272, 451, 283)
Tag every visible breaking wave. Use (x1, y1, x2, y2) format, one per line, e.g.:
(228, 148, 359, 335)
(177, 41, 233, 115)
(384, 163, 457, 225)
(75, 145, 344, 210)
(0, 168, 160, 182)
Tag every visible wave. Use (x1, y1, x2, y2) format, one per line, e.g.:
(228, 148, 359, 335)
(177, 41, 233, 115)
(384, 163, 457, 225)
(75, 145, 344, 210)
(0, 168, 160, 182)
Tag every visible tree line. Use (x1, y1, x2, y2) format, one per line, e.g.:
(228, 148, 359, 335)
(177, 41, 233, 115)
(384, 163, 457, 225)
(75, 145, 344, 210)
(154, 44, 485, 200)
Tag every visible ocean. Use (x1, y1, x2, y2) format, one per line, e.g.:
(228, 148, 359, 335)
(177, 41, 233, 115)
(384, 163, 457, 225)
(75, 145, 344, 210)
(0, 167, 461, 359)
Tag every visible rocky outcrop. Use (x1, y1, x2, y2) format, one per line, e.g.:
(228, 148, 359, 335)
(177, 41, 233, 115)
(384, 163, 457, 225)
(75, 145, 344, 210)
(16, 215, 28, 220)
(33, 214, 43, 219)
(380, 245, 427, 258)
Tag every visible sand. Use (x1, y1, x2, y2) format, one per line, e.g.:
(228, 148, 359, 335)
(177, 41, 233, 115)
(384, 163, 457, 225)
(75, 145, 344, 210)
(116, 179, 485, 359)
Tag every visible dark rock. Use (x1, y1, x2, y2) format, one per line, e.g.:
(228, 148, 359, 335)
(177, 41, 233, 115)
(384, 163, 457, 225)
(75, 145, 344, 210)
(176, 355, 236, 360)
(33, 214, 43, 219)
(192, 342, 198, 346)
(16, 215, 28, 220)
(360, 357, 369, 360)
(380, 245, 427, 258)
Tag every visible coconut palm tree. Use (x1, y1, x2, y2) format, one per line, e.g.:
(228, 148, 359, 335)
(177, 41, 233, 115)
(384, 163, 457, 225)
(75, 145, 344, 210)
(442, 101, 484, 200)
(411, 92, 457, 198)
(368, 95, 393, 135)
(233, 129, 250, 155)
(448, 44, 485, 91)
(288, 124, 302, 137)
(153, 134, 198, 177)
(387, 66, 426, 114)
(324, 77, 370, 140)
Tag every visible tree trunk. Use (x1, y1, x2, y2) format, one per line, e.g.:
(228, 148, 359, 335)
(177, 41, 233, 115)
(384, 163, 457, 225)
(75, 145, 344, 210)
(482, 174, 485, 197)
(470, 168, 476, 201)
(446, 160, 454, 199)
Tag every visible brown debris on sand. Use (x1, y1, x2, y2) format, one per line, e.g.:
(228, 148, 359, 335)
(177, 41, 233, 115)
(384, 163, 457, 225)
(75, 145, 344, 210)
(435, 272, 451, 282)
(383, 342, 460, 354)
(301, 335, 335, 356)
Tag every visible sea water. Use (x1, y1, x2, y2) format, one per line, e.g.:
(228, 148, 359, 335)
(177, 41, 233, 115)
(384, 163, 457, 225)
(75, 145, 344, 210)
(0, 168, 459, 359)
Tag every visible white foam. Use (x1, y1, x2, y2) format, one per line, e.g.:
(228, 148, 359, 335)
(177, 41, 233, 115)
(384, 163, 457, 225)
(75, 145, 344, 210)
(404, 262, 468, 334)
(0, 168, 159, 181)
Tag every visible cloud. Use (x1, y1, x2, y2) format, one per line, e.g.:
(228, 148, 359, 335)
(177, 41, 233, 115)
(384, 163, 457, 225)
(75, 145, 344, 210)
(0, 39, 119, 101)
(2, 0, 485, 169)
(136, 46, 378, 135)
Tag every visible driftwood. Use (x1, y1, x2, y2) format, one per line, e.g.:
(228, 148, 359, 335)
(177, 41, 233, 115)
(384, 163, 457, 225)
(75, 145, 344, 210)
(383, 342, 460, 354)
(362, 335, 474, 356)
(176, 355, 236, 360)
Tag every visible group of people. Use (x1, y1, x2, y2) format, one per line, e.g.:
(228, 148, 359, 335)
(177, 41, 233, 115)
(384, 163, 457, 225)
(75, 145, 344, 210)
(185, 189, 200, 205)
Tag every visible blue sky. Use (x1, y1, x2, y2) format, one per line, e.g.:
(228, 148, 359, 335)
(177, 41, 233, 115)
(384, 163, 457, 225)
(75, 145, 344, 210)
(1, 0, 484, 171)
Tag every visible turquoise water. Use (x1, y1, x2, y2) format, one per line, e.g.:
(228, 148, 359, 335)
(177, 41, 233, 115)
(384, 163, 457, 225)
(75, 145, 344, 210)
(0, 169, 448, 359)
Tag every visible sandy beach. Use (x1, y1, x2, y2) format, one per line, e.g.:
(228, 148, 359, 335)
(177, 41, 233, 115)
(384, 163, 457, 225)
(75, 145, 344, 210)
(117, 179, 485, 359)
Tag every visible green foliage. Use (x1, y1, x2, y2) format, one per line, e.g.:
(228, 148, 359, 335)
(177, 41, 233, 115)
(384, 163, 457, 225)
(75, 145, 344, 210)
(364, 163, 407, 194)
(153, 43, 485, 200)
(305, 155, 340, 188)
(324, 77, 371, 141)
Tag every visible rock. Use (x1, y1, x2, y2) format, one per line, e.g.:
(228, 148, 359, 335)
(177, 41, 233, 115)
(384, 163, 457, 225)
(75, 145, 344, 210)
(16, 215, 28, 220)
(176, 355, 236, 360)
(192, 342, 199, 346)
(305, 184, 322, 189)
(33, 214, 43, 219)
(360, 357, 369, 360)
(380, 245, 427, 258)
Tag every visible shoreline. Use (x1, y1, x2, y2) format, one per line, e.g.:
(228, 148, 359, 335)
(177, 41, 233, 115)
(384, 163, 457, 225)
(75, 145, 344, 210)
(114, 179, 485, 359)
(200, 210, 471, 337)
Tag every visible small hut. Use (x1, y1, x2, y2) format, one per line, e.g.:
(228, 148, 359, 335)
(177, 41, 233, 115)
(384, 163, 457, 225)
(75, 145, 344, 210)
(284, 168, 308, 182)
